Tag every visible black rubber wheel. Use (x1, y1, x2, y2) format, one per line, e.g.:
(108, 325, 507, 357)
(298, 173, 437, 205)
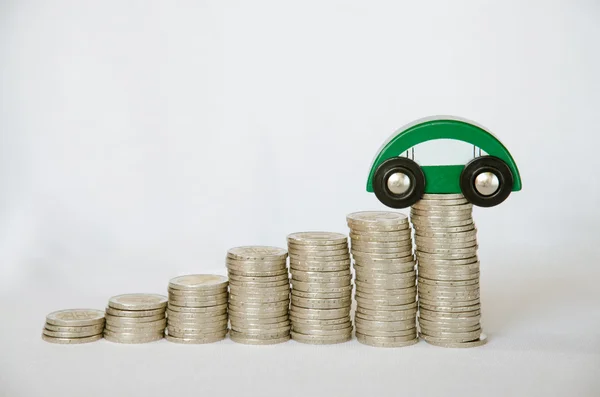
(460, 156, 514, 207)
(373, 157, 425, 209)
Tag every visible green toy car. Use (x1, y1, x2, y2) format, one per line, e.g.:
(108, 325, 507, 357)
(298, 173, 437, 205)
(366, 116, 522, 208)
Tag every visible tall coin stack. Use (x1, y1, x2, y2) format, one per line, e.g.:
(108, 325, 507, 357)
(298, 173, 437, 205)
(226, 246, 291, 345)
(104, 294, 168, 344)
(411, 193, 486, 348)
(42, 309, 105, 344)
(166, 274, 229, 344)
(287, 232, 353, 345)
(347, 212, 418, 347)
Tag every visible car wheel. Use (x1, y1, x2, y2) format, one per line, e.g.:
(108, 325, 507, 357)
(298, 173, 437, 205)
(460, 156, 514, 207)
(373, 157, 425, 209)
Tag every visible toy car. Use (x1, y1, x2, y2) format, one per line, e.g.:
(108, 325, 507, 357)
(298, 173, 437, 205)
(366, 116, 522, 208)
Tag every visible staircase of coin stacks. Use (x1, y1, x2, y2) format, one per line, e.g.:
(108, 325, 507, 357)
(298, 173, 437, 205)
(41, 208, 486, 348)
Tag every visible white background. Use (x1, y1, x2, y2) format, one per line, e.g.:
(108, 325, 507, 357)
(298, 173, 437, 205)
(1, 1, 599, 396)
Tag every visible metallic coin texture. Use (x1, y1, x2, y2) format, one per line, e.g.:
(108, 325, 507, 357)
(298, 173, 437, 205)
(411, 193, 484, 348)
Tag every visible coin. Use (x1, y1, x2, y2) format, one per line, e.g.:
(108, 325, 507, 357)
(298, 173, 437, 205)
(42, 334, 103, 344)
(105, 307, 165, 318)
(287, 232, 347, 246)
(43, 328, 103, 338)
(356, 334, 418, 348)
(290, 331, 351, 344)
(104, 332, 164, 344)
(46, 309, 105, 327)
(168, 274, 228, 291)
(167, 303, 228, 312)
(166, 334, 226, 344)
(346, 211, 409, 227)
(227, 246, 287, 261)
(105, 313, 165, 323)
(108, 294, 168, 311)
(44, 323, 105, 333)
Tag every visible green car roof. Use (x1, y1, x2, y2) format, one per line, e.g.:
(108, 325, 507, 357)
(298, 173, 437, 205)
(366, 116, 522, 194)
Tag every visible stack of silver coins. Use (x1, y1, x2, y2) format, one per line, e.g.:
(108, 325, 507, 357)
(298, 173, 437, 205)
(226, 246, 291, 344)
(104, 294, 168, 344)
(166, 274, 229, 344)
(411, 193, 486, 348)
(287, 232, 353, 344)
(347, 212, 418, 347)
(42, 309, 105, 344)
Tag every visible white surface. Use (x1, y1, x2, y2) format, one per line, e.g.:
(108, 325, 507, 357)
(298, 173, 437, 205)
(1, 1, 599, 396)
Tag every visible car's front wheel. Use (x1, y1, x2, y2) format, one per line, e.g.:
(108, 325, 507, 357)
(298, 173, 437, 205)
(460, 156, 514, 207)
(373, 157, 425, 209)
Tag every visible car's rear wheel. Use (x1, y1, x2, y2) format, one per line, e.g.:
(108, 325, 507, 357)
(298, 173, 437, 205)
(460, 156, 514, 207)
(373, 157, 425, 209)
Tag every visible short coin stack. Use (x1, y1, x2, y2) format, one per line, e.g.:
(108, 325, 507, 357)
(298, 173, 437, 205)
(347, 212, 418, 347)
(42, 309, 105, 344)
(226, 246, 291, 344)
(287, 232, 353, 344)
(104, 294, 167, 344)
(411, 193, 486, 348)
(166, 274, 229, 344)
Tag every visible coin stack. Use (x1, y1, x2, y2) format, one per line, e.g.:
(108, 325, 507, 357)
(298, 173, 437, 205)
(347, 212, 418, 347)
(166, 274, 229, 344)
(104, 294, 168, 344)
(411, 193, 486, 348)
(287, 232, 353, 344)
(226, 246, 291, 344)
(42, 309, 105, 344)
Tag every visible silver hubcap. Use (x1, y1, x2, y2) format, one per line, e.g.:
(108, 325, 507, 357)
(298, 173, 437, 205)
(474, 172, 500, 196)
(387, 172, 411, 195)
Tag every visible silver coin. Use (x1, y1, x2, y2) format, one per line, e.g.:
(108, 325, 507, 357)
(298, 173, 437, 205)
(230, 332, 290, 345)
(355, 331, 416, 343)
(418, 273, 480, 283)
(291, 268, 351, 277)
(356, 334, 418, 348)
(289, 306, 350, 320)
(104, 332, 163, 344)
(289, 315, 350, 326)
(292, 320, 352, 332)
(167, 303, 227, 313)
(46, 309, 105, 327)
(227, 246, 288, 261)
(412, 199, 470, 208)
(355, 279, 415, 290)
(418, 317, 480, 330)
(355, 270, 416, 281)
(417, 250, 478, 260)
(44, 323, 105, 333)
(419, 331, 482, 343)
(291, 275, 352, 285)
(167, 287, 228, 297)
(167, 327, 228, 338)
(290, 263, 350, 272)
(228, 299, 289, 309)
(227, 268, 288, 277)
(418, 277, 479, 287)
(418, 296, 480, 307)
(42, 334, 103, 344)
(288, 243, 348, 252)
(168, 298, 228, 308)
(356, 295, 416, 307)
(418, 284, 480, 295)
(105, 307, 165, 318)
(225, 262, 287, 272)
(415, 229, 477, 239)
(417, 245, 478, 255)
(420, 193, 466, 200)
(229, 283, 290, 293)
(418, 260, 480, 270)
(351, 239, 413, 248)
(228, 273, 288, 283)
(355, 310, 417, 322)
(105, 313, 165, 323)
(350, 231, 411, 240)
(355, 327, 417, 338)
(108, 294, 168, 311)
(354, 264, 415, 275)
(410, 208, 472, 218)
(165, 334, 226, 344)
(229, 293, 289, 304)
(419, 309, 481, 320)
(351, 247, 413, 256)
(229, 313, 288, 323)
(347, 211, 409, 225)
(43, 328, 103, 338)
(415, 241, 478, 251)
(168, 274, 228, 291)
(289, 253, 350, 262)
(231, 323, 290, 334)
(105, 321, 166, 332)
(168, 291, 229, 300)
(290, 324, 352, 336)
(415, 234, 477, 244)
(355, 292, 417, 303)
(291, 290, 351, 300)
(419, 323, 481, 333)
(419, 302, 481, 313)
(229, 279, 290, 288)
(167, 311, 228, 321)
(421, 334, 488, 348)
(287, 232, 348, 246)
(412, 219, 474, 228)
(354, 318, 415, 331)
(291, 279, 351, 289)
(291, 297, 351, 309)
(290, 331, 352, 344)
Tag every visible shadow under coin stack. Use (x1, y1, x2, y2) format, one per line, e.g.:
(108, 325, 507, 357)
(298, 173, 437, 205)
(104, 294, 168, 343)
(166, 274, 229, 344)
(287, 232, 353, 344)
(42, 309, 105, 344)
(411, 193, 486, 348)
(347, 211, 418, 347)
(226, 246, 291, 344)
